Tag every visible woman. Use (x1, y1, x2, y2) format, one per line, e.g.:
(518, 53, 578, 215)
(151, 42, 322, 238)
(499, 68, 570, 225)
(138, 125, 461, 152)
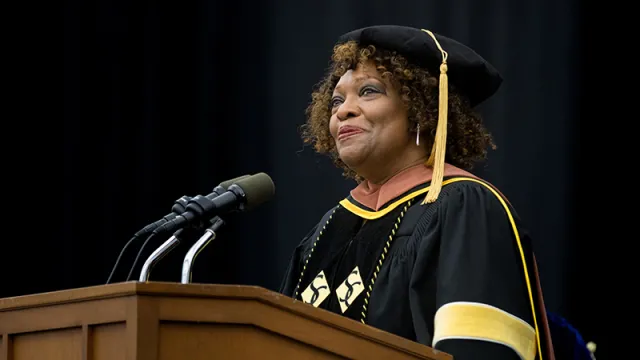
(279, 25, 554, 360)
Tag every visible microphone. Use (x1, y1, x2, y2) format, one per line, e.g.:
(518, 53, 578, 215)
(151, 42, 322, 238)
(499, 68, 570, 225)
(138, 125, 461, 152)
(105, 174, 251, 284)
(153, 172, 275, 235)
(124, 174, 253, 282)
(135, 174, 252, 237)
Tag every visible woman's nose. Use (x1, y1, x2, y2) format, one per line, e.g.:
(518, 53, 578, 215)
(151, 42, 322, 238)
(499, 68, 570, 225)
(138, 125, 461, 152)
(336, 97, 360, 121)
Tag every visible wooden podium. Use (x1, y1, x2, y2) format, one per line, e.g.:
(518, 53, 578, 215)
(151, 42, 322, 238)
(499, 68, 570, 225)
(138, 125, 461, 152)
(0, 282, 450, 360)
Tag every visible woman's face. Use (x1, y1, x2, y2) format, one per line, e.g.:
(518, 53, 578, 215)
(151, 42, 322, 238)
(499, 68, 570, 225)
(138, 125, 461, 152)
(329, 60, 414, 181)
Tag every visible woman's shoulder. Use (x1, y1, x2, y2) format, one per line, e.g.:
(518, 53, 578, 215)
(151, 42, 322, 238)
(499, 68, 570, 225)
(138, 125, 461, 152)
(430, 175, 530, 248)
(437, 175, 515, 212)
(402, 175, 521, 239)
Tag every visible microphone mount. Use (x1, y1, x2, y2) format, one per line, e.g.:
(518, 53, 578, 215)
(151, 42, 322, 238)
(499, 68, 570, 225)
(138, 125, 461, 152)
(135, 196, 191, 237)
(153, 184, 247, 235)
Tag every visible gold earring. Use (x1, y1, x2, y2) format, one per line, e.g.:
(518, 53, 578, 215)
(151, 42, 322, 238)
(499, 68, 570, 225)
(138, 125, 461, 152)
(416, 123, 420, 145)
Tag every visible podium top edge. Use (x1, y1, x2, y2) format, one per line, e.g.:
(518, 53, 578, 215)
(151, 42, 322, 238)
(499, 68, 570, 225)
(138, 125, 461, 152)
(0, 281, 449, 359)
(0, 282, 274, 311)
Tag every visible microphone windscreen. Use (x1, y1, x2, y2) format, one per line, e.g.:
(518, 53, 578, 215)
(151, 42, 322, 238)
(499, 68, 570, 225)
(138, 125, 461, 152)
(219, 174, 251, 189)
(235, 172, 275, 211)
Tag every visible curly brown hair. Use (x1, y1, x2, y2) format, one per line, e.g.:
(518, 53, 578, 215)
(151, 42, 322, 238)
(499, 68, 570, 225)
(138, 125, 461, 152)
(300, 41, 496, 181)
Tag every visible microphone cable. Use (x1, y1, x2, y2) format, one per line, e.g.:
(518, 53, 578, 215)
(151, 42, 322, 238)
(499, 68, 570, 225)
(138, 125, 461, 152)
(106, 234, 139, 284)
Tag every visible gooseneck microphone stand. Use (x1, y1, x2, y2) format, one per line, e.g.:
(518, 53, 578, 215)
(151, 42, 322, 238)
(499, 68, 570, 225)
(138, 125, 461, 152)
(138, 229, 184, 282)
(181, 217, 226, 284)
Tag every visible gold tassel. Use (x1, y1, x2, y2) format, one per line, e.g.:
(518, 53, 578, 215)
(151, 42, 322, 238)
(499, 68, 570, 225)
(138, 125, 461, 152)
(421, 29, 448, 204)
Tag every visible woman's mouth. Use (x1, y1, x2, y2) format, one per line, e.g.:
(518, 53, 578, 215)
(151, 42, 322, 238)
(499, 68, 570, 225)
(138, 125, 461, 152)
(338, 126, 363, 141)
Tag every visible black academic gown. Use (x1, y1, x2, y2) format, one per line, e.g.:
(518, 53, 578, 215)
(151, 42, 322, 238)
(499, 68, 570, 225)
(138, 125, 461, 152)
(279, 176, 552, 360)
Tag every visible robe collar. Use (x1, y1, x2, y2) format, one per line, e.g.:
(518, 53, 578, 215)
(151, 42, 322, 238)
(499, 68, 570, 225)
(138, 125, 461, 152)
(350, 163, 477, 211)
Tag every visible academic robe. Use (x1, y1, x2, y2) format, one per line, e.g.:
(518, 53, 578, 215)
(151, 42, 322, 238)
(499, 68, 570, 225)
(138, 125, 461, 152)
(279, 167, 553, 360)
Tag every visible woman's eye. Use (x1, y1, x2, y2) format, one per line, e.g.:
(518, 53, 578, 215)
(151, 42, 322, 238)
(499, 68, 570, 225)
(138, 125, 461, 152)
(361, 86, 378, 95)
(330, 97, 343, 108)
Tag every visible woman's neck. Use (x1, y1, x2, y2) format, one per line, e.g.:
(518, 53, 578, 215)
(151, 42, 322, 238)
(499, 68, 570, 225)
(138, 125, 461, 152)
(363, 154, 428, 185)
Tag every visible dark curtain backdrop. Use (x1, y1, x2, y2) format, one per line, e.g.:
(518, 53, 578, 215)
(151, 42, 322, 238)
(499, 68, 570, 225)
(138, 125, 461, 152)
(23, 0, 608, 357)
